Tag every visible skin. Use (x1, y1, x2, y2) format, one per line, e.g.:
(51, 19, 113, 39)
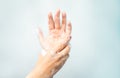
(26, 45, 70, 78)
(38, 9, 72, 53)
(26, 9, 72, 78)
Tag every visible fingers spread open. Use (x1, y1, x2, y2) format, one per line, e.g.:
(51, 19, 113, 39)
(48, 12, 55, 30)
(62, 12, 66, 31)
(54, 9, 60, 29)
(66, 21, 72, 35)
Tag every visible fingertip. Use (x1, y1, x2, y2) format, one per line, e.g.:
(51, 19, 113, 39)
(62, 12, 66, 17)
(55, 9, 60, 16)
(68, 21, 72, 26)
(48, 12, 52, 18)
(57, 9, 60, 13)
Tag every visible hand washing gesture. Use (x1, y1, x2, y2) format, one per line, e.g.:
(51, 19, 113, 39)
(38, 9, 72, 53)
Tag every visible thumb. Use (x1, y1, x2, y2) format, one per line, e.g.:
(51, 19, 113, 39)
(56, 45, 71, 60)
(37, 27, 44, 45)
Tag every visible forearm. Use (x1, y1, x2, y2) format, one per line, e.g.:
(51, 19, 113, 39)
(26, 9, 71, 78)
(26, 54, 53, 78)
(26, 67, 53, 78)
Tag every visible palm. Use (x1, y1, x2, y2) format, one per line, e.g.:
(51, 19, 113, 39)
(43, 29, 70, 52)
(38, 10, 72, 53)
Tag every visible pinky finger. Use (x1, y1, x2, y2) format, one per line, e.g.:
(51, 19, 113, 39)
(66, 21, 72, 35)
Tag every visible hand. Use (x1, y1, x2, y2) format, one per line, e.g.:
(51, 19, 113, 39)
(26, 45, 70, 78)
(38, 9, 72, 53)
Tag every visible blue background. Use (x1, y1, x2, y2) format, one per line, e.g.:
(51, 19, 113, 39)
(0, 0, 120, 78)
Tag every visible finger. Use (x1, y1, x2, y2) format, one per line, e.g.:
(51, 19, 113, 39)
(54, 9, 60, 29)
(56, 54, 69, 66)
(38, 27, 44, 45)
(61, 12, 66, 31)
(64, 36, 72, 45)
(66, 21, 72, 35)
(54, 54, 69, 73)
(48, 12, 55, 30)
(56, 45, 70, 60)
